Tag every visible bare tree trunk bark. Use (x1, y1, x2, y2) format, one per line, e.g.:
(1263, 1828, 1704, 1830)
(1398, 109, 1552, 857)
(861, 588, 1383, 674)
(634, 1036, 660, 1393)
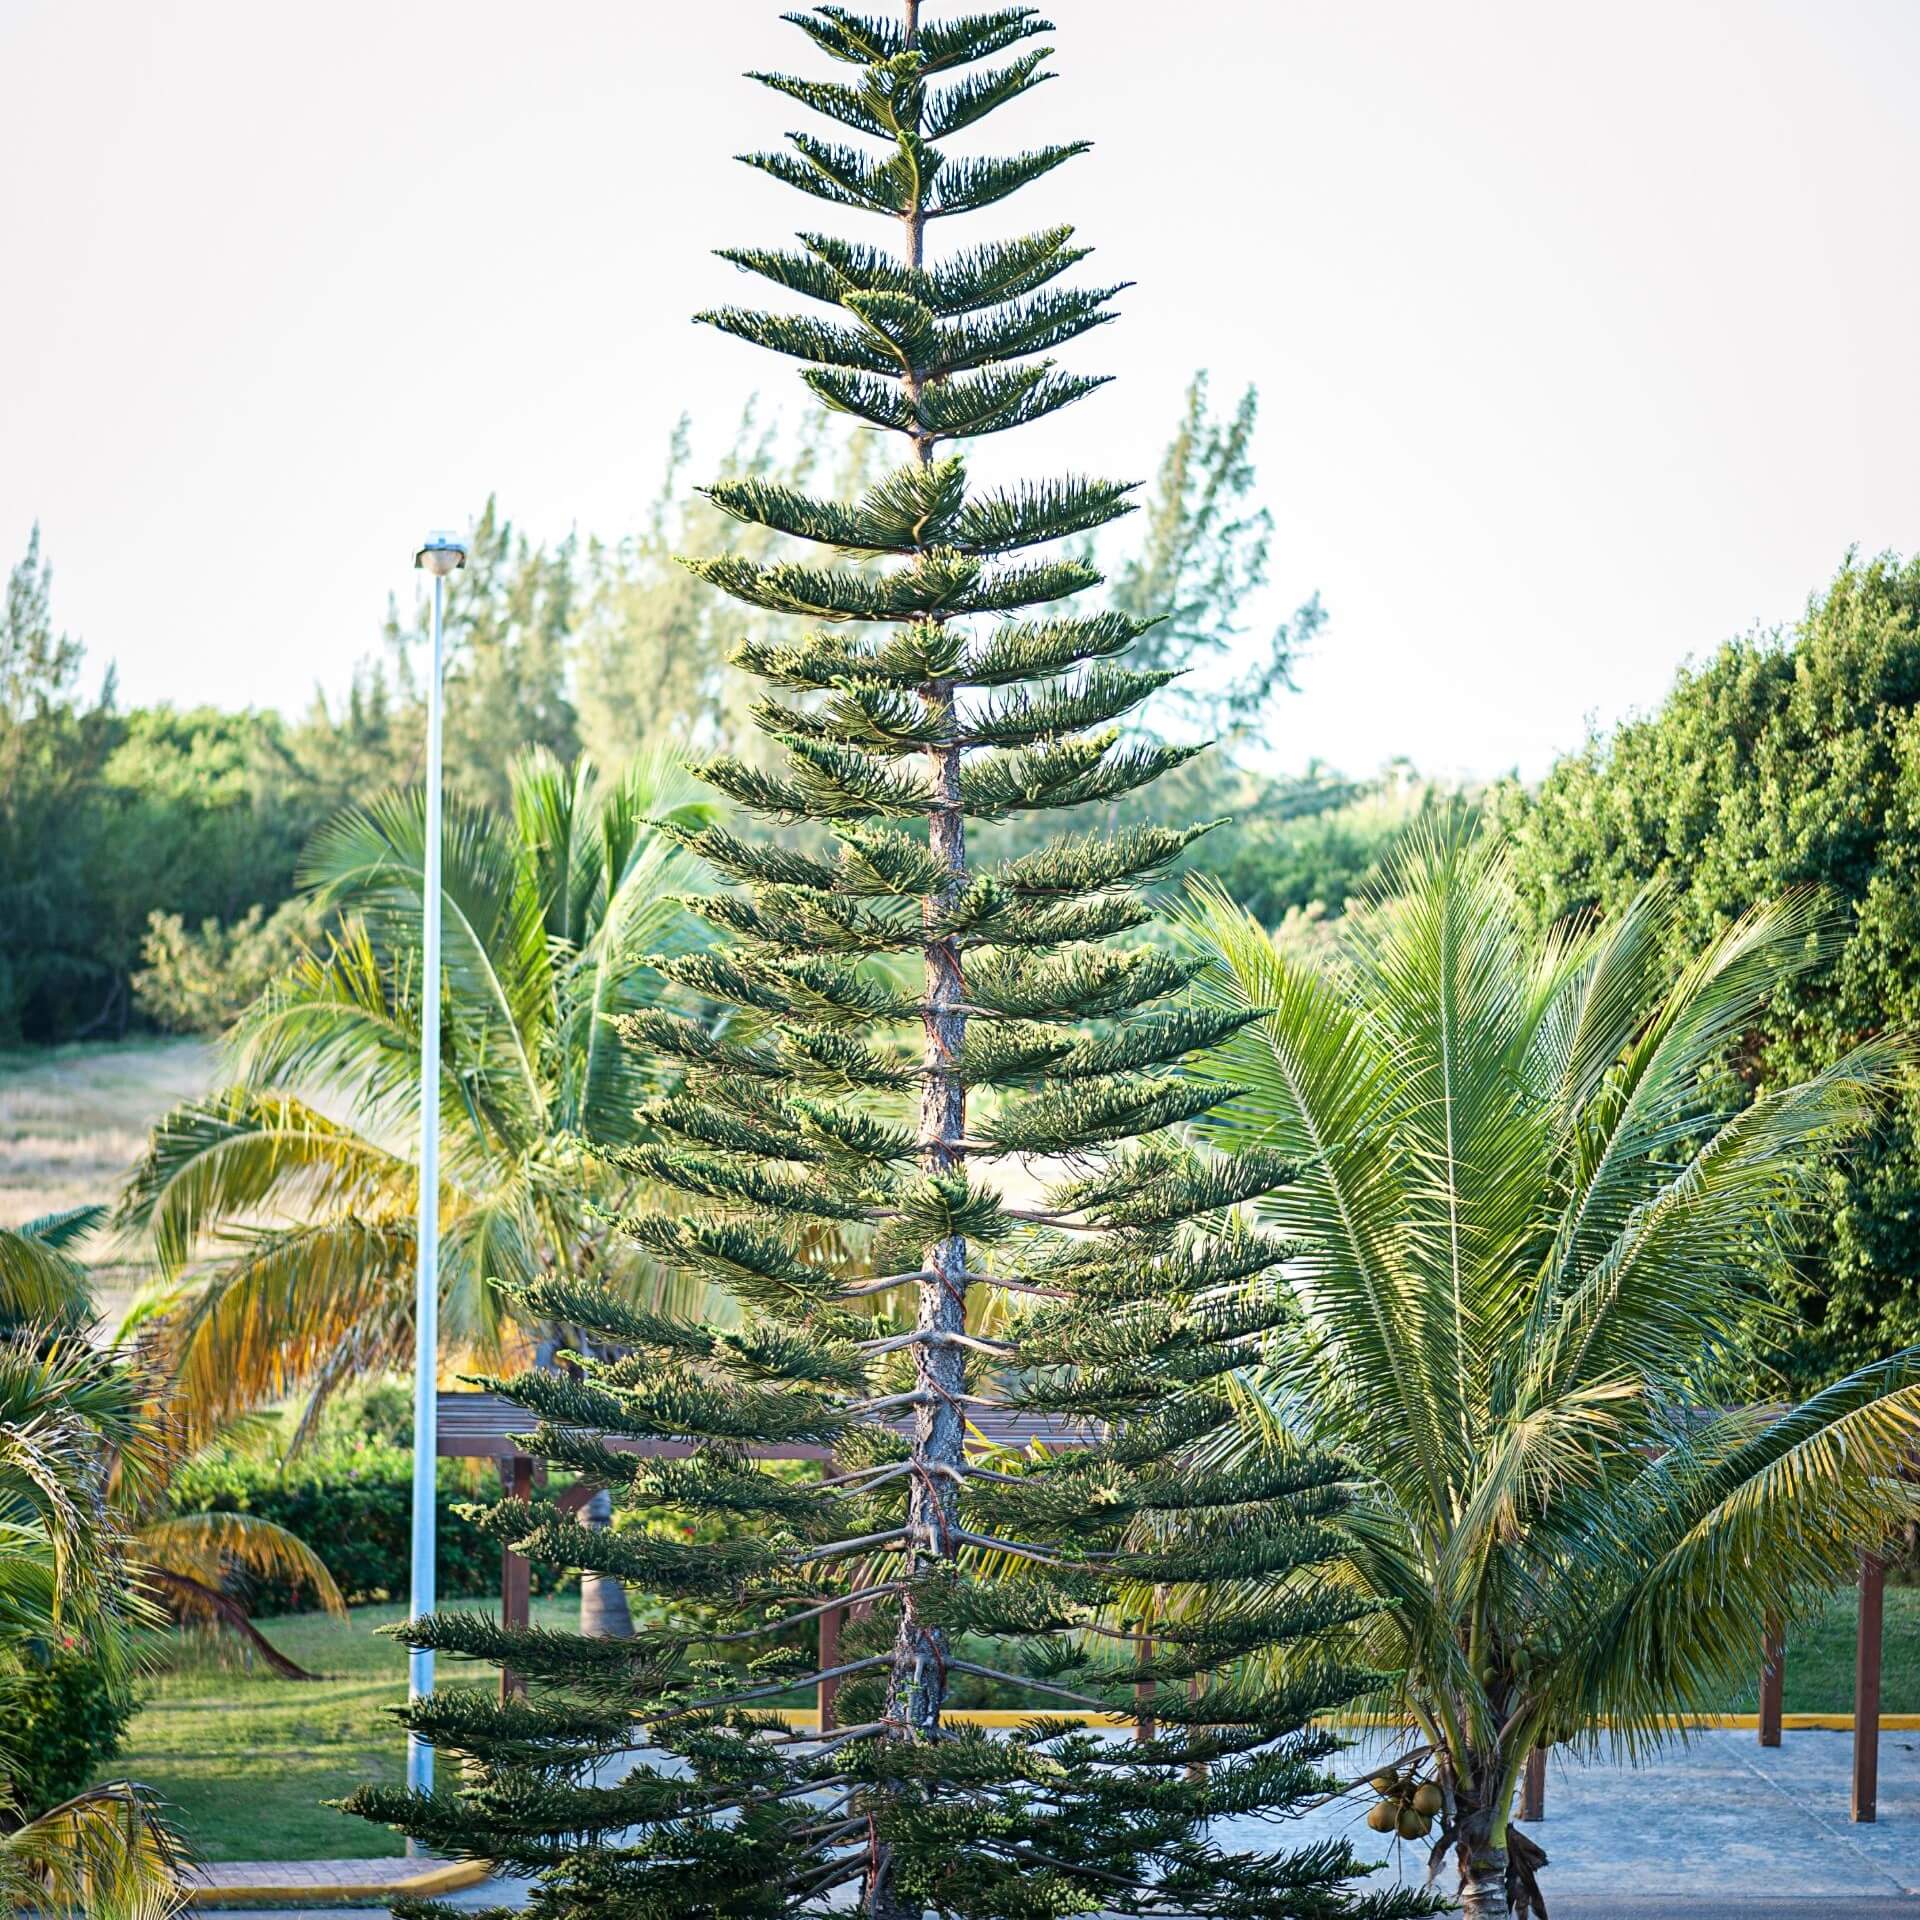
(868, 10, 949, 1915)
(576, 1487, 633, 1638)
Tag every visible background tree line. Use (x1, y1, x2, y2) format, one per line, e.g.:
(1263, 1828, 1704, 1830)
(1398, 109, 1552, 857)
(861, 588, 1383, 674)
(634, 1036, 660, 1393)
(10, 393, 1916, 1397)
(2, 379, 1419, 1046)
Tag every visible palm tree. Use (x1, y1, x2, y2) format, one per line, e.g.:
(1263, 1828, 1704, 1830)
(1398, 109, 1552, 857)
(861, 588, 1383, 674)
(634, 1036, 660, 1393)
(116, 747, 716, 1637)
(115, 745, 715, 1431)
(0, 1334, 187, 1919)
(0, 1209, 102, 1336)
(3, 1214, 348, 1676)
(0, 1786, 186, 1920)
(1175, 822, 1920, 1919)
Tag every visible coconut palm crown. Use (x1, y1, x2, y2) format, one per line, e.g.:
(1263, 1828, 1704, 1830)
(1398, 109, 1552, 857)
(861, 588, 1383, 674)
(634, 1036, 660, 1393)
(114, 746, 716, 1430)
(1179, 822, 1920, 1920)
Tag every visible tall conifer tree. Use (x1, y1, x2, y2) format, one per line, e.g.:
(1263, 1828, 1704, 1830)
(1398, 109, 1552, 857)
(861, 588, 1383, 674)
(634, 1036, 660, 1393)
(350, 9, 1430, 1918)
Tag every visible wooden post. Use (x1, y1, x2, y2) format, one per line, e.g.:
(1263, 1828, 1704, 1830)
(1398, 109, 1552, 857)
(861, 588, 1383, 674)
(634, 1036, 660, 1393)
(1853, 1554, 1886, 1823)
(1520, 1746, 1546, 1823)
(1758, 1618, 1785, 1748)
(1186, 1673, 1206, 1783)
(817, 1600, 843, 1733)
(499, 1454, 534, 1701)
(1134, 1627, 1155, 1743)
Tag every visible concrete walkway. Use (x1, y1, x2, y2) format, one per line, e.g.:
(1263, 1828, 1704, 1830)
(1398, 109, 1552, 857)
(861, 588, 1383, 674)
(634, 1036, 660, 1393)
(191, 1727, 1920, 1911)
(1212, 1726, 1920, 1904)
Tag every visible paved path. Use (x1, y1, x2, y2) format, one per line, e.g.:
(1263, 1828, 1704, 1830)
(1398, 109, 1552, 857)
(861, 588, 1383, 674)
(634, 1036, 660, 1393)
(1212, 1726, 1920, 1904)
(1552, 1904, 1918, 1918)
(190, 1728, 1920, 1910)
(191, 1860, 413, 1894)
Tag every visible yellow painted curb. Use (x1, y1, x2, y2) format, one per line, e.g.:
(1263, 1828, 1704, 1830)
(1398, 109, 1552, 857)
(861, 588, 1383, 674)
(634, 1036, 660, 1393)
(188, 1858, 492, 1907)
(765, 1708, 1920, 1733)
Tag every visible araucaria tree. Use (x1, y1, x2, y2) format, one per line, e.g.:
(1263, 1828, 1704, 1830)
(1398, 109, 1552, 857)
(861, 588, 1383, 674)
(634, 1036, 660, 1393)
(349, 9, 1436, 1919)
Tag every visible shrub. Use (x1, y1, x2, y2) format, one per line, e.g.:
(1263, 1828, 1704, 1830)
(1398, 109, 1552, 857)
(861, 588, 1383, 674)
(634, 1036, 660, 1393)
(0, 1645, 136, 1818)
(167, 1435, 561, 1612)
(132, 896, 326, 1034)
(1496, 549, 1920, 1383)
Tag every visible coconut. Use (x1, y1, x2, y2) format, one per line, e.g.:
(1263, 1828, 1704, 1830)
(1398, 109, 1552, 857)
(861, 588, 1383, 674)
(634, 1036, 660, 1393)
(1411, 1782, 1444, 1817)
(1366, 1799, 1398, 1833)
(1396, 1805, 1433, 1840)
(1366, 1768, 1399, 1796)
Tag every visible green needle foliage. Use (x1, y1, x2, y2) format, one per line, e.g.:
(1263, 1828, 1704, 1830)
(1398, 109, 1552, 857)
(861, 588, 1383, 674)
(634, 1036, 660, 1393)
(1177, 821, 1920, 1920)
(346, 8, 1433, 1919)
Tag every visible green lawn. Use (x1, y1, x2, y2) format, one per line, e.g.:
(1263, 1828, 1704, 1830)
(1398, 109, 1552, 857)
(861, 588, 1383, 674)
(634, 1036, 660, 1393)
(97, 1598, 576, 1863)
(1724, 1581, 1920, 1715)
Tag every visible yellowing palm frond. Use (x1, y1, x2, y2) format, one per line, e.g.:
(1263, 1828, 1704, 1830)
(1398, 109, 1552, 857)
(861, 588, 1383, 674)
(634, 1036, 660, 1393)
(0, 1782, 189, 1920)
(135, 1510, 346, 1619)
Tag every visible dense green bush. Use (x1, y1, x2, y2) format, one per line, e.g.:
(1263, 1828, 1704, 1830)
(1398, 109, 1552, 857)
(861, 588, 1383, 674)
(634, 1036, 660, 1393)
(167, 1436, 559, 1612)
(1496, 549, 1920, 1384)
(0, 1646, 136, 1818)
(132, 897, 329, 1034)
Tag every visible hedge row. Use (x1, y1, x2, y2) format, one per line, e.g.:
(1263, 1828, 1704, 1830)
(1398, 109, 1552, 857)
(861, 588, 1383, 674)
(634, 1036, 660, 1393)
(168, 1436, 564, 1613)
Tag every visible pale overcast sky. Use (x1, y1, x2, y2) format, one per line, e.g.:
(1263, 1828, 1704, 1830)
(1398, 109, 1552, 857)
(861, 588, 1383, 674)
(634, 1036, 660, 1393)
(3, 0, 1916, 781)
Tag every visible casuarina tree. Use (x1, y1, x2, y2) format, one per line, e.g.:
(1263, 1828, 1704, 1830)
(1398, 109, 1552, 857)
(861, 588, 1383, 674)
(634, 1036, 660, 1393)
(348, 10, 1434, 1919)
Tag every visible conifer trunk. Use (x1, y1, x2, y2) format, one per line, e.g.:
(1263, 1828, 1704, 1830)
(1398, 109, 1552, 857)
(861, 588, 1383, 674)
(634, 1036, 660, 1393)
(875, 9, 967, 1909)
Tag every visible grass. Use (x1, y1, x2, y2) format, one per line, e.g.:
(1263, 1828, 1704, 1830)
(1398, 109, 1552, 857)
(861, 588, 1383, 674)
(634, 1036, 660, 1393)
(1725, 1581, 1920, 1715)
(104, 1583, 1920, 1864)
(0, 1035, 214, 1322)
(98, 1597, 576, 1863)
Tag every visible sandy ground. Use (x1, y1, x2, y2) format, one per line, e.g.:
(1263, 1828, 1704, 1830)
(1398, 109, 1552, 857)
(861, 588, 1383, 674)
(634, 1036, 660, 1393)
(0, 1036, 217, 1321)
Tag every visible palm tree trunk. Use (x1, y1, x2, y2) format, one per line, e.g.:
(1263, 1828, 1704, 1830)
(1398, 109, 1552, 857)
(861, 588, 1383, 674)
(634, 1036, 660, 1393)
(1458, 1836, 1510, 1918)
(1449, 1749, 1514, 1918)
(576, 1488, 633, 1638)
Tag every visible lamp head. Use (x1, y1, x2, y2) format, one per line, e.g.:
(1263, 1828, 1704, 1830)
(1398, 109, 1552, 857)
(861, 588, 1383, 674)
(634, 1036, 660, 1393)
(414, 531, 468, 577)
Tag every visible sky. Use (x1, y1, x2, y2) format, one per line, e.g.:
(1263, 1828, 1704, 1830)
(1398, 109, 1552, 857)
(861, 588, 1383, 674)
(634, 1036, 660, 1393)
(2, 0, 1917, 783)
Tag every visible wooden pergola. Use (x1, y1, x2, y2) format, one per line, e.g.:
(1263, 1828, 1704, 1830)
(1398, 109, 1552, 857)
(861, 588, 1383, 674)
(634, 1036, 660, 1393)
(437, 1390, 1901, 1823)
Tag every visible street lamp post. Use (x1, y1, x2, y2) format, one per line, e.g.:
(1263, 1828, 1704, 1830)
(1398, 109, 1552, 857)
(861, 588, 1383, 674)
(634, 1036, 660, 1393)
(408, 530, 466, 1803)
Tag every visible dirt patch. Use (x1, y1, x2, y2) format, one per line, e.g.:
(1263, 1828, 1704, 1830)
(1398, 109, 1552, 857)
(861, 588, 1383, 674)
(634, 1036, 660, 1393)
(0, 1036, 218, 1318)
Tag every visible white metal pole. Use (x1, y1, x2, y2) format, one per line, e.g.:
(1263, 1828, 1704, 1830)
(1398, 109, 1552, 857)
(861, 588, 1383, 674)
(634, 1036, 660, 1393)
(407, 562, 447, 1801)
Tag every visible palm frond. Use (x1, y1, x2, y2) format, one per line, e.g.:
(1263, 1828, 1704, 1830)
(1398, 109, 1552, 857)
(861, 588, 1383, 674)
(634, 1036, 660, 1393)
(114, 1091, 413, 1277)
(224, 923, 426, 1127)
(1551, 890, 1839, 1295)
(1533, 1037, 1908, 1404)
(13, 1206, 109, 1254)
(0, 1229, 95, 1334)
(136, 1511, 346, 1619)
(0, 1782, 189, 1920)
(1556, 1354, 1920, 1751)
(1172, 880, 1457, 1515)
(300, 784, 553, 1128)
(169, 1217, 416, 1427)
